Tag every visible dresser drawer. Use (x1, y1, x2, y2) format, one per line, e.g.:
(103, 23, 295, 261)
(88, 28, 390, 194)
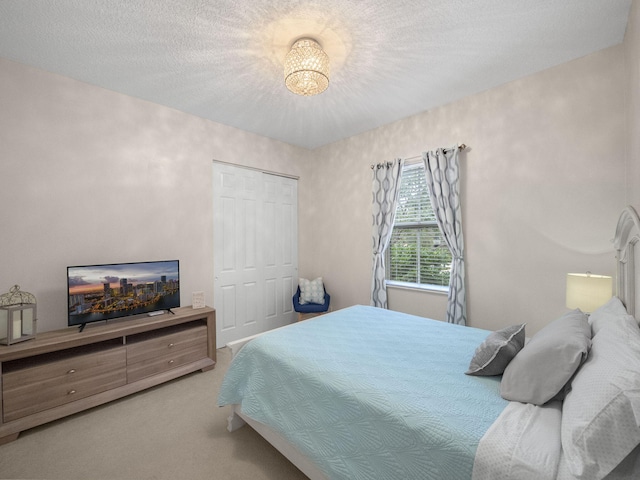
(126, 323, 208, 382)
(126, 323, 207, 365)
(126, 342, 208, 383)
(3, 347, 126, 422)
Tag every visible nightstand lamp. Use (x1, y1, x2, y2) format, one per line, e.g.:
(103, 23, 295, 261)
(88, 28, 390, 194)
(566, 272, 612, 314)
(0, 285, 37, 345)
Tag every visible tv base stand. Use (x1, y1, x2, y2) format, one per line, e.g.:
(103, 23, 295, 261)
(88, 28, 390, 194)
(0, 306, 215, 444)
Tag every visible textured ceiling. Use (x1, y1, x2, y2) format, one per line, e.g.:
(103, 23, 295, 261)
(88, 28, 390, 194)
(0, 0, 632, 149)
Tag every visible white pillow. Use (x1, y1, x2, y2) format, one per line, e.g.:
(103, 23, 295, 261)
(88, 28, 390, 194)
(561, 315, 640, 480)
(589, 296, 635, 336)
(299, 277, 324, 305)
(500, 310, 591, 405)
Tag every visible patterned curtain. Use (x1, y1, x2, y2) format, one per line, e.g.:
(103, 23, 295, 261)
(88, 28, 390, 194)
(423, 147, 467, 325)
(371, 159, 403, 308)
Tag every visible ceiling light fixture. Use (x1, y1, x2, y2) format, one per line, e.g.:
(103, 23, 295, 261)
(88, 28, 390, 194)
(284, 38, 330, 96)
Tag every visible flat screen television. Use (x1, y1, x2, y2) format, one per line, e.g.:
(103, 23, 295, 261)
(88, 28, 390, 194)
(67, 260, 180, 330)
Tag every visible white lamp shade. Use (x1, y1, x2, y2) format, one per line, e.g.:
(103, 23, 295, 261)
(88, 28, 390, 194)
(566, 273, 613, 313)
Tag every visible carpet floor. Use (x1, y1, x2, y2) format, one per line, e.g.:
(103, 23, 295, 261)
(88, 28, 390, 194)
(0, 347, 308, 480)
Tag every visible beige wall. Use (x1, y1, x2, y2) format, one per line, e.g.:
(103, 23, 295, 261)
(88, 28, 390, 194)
(304, 44, 627, 335)
(1, 11, 634, 336)
(627, 0, 640, 208)
(0, 57, 310, 333)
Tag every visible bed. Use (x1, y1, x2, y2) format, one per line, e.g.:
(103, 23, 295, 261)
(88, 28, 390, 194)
(217, 206, 640, 480)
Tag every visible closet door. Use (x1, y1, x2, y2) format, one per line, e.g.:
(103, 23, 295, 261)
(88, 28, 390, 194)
(213, 163, 297, 347)
(262, 173, 298, 332)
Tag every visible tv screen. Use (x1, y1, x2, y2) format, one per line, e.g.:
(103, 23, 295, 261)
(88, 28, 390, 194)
(67, 260, 180, 329)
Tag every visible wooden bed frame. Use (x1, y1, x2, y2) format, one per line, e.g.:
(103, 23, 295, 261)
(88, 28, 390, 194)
(225, 205, 640, 480)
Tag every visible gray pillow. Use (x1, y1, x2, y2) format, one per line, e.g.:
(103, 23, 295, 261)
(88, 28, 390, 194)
(500, 309, 591, 405)
(465, 324, 526, 376)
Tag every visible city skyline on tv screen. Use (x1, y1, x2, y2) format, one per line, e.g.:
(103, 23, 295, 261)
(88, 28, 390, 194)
(67, 260, 180, 326)
(68, 261, 179, 295)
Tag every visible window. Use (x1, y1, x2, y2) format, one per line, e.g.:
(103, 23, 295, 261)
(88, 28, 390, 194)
(386, 163, 452, 289)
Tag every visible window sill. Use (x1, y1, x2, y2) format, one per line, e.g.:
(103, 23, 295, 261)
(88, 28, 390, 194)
(386, 281, 449, 295)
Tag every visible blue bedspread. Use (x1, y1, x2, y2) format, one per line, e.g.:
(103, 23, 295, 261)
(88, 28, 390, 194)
(217, 305, 508, 480)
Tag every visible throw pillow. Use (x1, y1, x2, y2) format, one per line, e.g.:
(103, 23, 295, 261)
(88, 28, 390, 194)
(299, 277, 325, 305)
(465, 324, 526, 376)
(500, 309, 591, 405)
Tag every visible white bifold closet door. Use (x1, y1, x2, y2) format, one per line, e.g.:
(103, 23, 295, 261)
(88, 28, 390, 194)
(213, 162, 298, 348)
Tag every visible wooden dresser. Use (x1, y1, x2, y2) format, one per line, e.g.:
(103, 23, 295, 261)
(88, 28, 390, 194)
(0, 306, 215, 444)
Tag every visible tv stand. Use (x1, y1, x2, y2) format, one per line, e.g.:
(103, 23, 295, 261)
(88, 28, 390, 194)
(0, 306, 215, 445)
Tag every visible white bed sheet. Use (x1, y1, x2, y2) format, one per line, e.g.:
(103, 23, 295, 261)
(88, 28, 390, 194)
(473, 400, 562, 480)
(556, 443, 640, 480)
(474, 401, 640, 480)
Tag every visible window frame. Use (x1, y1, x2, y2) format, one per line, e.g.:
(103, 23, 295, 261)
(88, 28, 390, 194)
(385, 162, 451, 293)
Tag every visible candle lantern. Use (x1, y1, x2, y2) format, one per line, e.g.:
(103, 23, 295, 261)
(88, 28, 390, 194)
(0, 285, 37, 345)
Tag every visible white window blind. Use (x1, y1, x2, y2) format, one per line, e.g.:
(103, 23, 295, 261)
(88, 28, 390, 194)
(387, 163, 452, 288)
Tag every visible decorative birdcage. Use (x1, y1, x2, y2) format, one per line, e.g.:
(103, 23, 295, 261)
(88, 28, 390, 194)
(0, 285, 37, 345)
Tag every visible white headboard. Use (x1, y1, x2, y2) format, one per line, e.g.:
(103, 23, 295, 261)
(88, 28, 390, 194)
(614, 206, 640, 319)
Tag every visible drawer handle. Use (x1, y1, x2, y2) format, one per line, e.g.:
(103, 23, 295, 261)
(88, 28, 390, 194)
(168, 359, 175, 365)
(67, 369, 76, 374)
(168, 343, 175, 348)
(68, 390, 76, 395)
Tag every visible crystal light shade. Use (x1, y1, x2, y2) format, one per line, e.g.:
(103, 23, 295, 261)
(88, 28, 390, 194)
(284, 38, 330, 96)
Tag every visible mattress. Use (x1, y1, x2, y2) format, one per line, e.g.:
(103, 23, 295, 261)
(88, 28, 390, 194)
(217, 305, 508, 480)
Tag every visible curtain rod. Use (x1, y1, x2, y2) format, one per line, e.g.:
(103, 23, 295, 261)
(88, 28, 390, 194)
(371, 144, 467, 169)
(404, 143, 467, 162)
